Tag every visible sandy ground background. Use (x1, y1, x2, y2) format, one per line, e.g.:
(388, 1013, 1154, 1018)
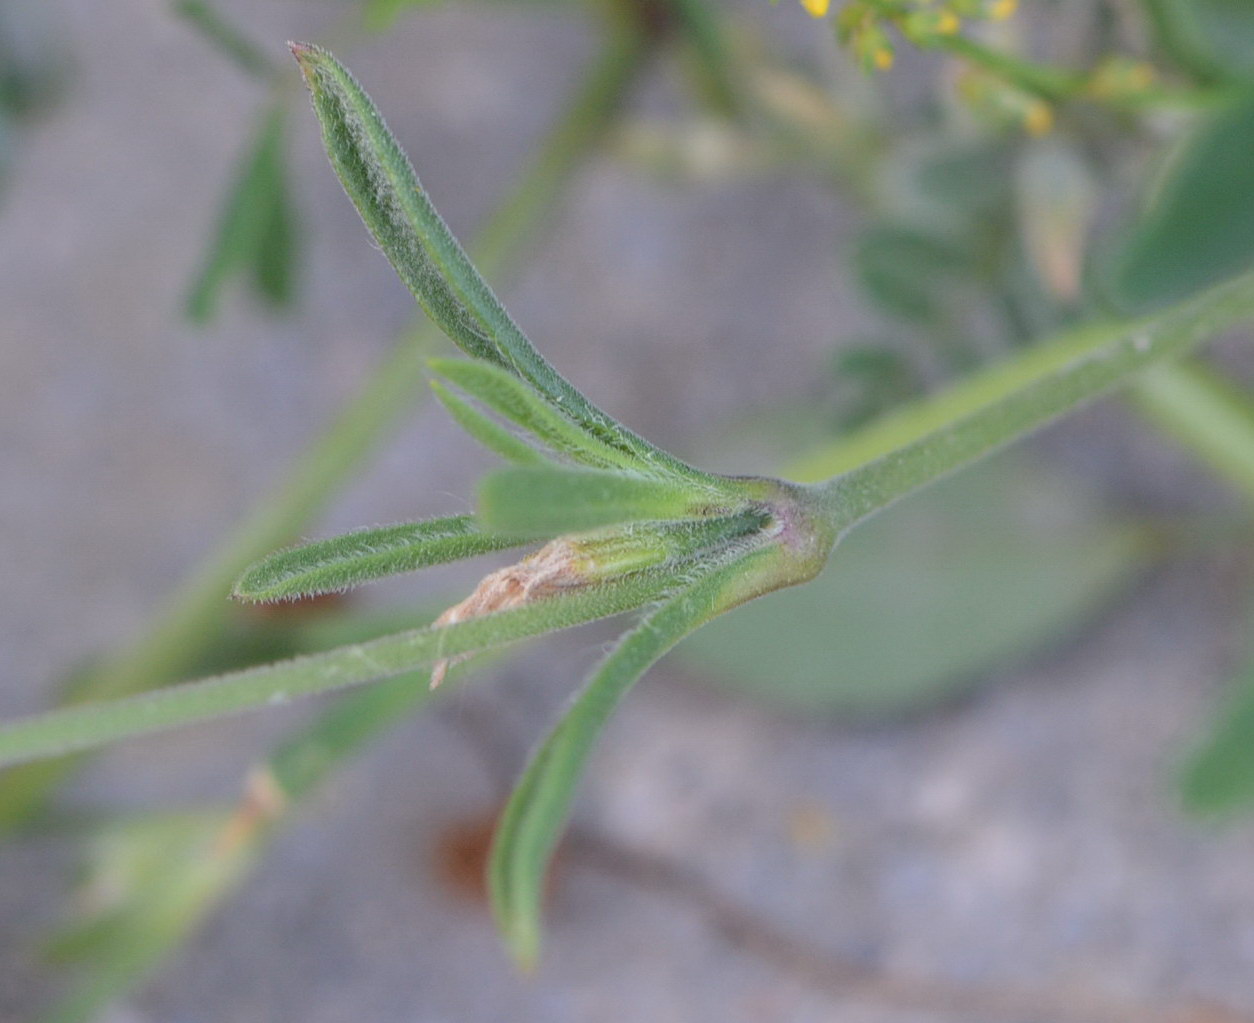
(2, 1, 1254, 1021)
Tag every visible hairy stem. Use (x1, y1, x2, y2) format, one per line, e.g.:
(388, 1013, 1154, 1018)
(0, 574, 674, 771)
(1131, 360, 1254, 505)
(804, 272, 1254, 531)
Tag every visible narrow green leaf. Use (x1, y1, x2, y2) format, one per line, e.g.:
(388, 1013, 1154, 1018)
(854, 225, 969, 325)
(185, 106, 287, 323)
(430, 379, 547, 465)
(290, 42, 507, 366)
(1180, 651, 1254, 817)
(361, 0, 443, 32)
(489, 549, 770, 967)
(173, 0, 276, 81)
(0, 572, 674, 770)
(478, 466, 716, 537)
(251, 148, 298, 308)
(232, 515, 527, 603)
(431, 358, 642, 471)
(1106, 89, 1254, 313)
(289, 43, 713, 484)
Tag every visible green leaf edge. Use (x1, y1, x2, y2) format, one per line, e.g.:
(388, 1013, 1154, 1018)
(232, 514, 528, 603)
(430, 379, 549, 466)
(488, 547, 774, 968)
(477, 466, 725, 536)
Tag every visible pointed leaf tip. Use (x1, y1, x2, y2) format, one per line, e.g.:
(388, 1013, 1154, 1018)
(288, 41, 321, 79)
(287, 44, 711, 487)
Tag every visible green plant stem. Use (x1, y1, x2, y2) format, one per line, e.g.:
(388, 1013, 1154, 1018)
(12, 272, 1253, 773)
(932, 30, 1226, 111)
(38, 655, 447, 1023)
(1130, 360, 1254, 505)
(173, 0, 277, 81)
(798, 273, 1254, 529)
(0, 574, 674, 770)
(31, 607, 474, 1023)
(938, 33, 1082, 102)
(664, 0, 742, 115)
(0, 24, 650, 830)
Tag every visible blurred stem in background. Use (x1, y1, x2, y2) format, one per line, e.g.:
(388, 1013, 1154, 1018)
(173, 0, 280, 82)
(37, 617, 478, 1023)
(0, 4, 654, 834)
(1132, 361, 1254, 506)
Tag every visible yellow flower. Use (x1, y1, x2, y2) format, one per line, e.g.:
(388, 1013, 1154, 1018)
(988, 0, 1017, 20)
(800, 0, 831, 17)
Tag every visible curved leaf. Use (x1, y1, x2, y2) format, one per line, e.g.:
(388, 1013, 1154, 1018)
(291, 43, 513, 366)
(431, 358, 642, 471)
(430, 379, 547, 466)
(489, 549, 770, 967)
(1180, 645, 1254, 817)
(185, 105, 291, 323)
(1106, 89, 1254, 313)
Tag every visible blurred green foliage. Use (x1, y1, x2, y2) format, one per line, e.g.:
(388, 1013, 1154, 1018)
(1180, 593, 1254, 816)
(1146, 0, 1254, 84)
(854, 225, 972, 325)
(1181, 658, 1254, 817)
(176, 1, 300, 323)
(1107, 89, 1254, 313)
(0, 4, 65, 200)
(185, 106, 299, 322)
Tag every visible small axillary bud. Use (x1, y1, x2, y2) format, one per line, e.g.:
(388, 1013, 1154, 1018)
(429, 532, 662, 689)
